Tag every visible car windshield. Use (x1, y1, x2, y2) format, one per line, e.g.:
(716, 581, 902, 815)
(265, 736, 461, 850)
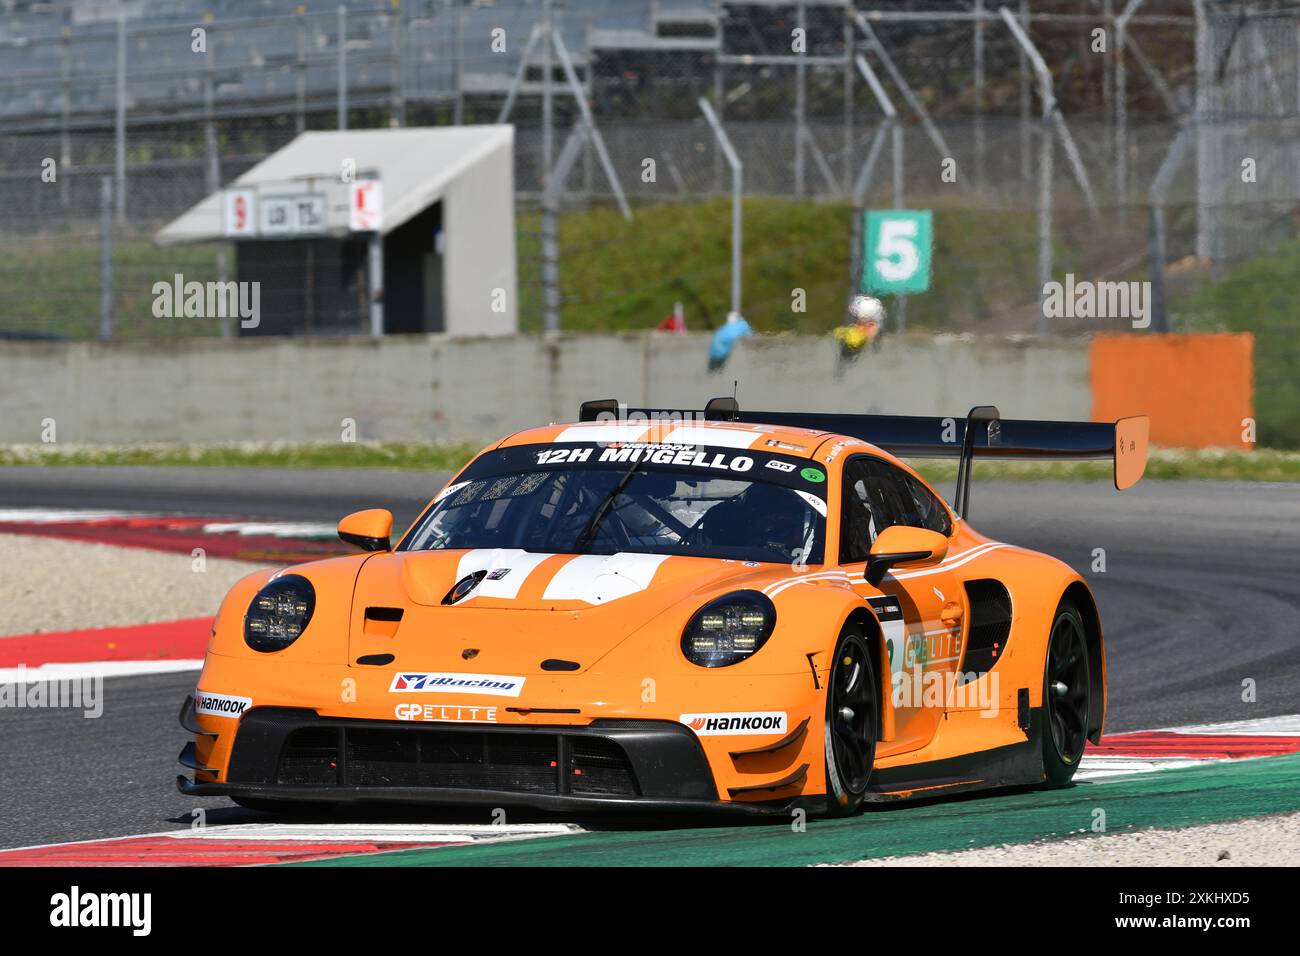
(401, 443, 828, 564)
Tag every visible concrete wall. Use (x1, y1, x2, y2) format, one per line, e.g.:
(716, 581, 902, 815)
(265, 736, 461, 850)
(0, 333, 1091, 444)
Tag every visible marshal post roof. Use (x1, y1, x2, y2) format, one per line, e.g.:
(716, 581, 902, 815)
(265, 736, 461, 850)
(155, 125, 514, 246)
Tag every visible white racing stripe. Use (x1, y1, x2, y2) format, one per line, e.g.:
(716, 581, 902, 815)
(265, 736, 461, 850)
(455, 548, 557, 600)
(553, 423, 652, 444)
(658, 426, 761, 449)
(761, 543, 1007, 599)
(890, 542, 1008, 580)
(552, 423, 770, 449)
(764, 570, 851, 598)
(542, 552, 671, 604)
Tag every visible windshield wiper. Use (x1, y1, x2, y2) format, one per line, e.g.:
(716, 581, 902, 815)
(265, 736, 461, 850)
(572, 455, 645, 552)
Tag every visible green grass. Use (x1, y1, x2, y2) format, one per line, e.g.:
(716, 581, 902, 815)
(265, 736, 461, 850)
(1173, 239, 1300, 449)
(0, 233, 226, 340)
(519, 198, 1065, 332)
(2, 199, 1061, 339)
(4, 442, 1297, 481)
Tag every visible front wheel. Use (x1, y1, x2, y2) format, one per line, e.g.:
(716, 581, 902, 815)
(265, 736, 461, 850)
(822, 631, 878, 817)
(1041, 602, 1091, 785)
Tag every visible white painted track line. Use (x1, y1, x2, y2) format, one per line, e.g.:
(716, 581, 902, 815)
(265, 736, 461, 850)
(0, 660, 202, 683)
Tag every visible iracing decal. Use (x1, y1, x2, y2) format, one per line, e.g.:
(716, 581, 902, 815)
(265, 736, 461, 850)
(389, 672, 526, 697)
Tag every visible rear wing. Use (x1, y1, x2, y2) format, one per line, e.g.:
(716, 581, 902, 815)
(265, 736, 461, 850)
(577, 399, 1149, 519)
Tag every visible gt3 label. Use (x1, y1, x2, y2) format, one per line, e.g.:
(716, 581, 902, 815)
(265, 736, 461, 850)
(389, 672, 526, 697)
(394, 703, 498, 722)
(681, 711, 788, 736)
(194, 691, 252, 719)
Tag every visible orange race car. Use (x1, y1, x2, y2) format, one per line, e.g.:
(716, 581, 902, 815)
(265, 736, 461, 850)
(177, 400, 1148, 817)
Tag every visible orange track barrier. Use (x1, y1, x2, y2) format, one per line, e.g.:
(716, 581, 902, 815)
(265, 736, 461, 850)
(1090, 333, 1254, 449)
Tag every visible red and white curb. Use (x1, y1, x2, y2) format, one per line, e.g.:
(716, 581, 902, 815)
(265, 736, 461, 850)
(0, 508, 340, 561)
(0, 823, 582, 867)
(1078, 714, 1300, 779)
(0, 507, 340, 681)
(2, 717, 1297, 867)
(0, 508, 336, 539)
(0, 617, 211, 682)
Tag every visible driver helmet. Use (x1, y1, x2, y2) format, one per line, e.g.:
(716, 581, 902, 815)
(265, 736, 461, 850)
(740, 483, 809, 559)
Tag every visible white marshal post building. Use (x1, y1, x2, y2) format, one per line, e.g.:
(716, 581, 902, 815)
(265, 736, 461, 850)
(157, 126, 518, 337)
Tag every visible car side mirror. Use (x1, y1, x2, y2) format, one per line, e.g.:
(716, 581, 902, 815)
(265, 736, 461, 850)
(865, 526, 949, 586)
(338, 509, 393, 552)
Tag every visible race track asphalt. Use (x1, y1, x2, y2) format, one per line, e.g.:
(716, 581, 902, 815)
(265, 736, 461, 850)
(0, 468, 1296, 850)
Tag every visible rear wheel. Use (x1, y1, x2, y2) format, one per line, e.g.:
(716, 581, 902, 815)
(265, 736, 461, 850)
(822, 631, 878, 816)
(1041, 603, 1091, 785)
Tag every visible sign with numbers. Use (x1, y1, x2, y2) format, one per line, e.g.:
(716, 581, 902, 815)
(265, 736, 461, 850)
(862, 210, 933, 295)
(349, 180, 383, 232)
(259, 193, 328, 236)
(222, 188, 257, 238)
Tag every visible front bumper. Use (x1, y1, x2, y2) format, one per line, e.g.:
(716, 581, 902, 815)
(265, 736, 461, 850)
(176, 697, 795, 816)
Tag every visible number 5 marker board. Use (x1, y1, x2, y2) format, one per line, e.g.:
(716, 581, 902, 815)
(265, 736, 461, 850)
(863, 209, 933, 296)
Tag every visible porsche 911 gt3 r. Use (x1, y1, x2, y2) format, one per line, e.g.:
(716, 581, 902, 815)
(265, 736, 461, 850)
(178, 400, 1148, 816)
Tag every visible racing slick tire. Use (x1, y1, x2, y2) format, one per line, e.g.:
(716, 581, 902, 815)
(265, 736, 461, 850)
(822, 630, 878, 817)
(1041, 601, 1091, 786)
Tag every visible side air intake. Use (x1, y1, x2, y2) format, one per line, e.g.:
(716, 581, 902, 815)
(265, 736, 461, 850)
(962, 580, 1013, 679)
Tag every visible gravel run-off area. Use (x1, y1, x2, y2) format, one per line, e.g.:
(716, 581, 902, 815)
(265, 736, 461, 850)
(843, 811, 1300, 866)
(0, 533, 267, 636)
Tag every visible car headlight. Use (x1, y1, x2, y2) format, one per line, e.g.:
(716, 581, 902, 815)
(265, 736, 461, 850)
(244, 575, 315, 652)
(681, 590, 776, 668)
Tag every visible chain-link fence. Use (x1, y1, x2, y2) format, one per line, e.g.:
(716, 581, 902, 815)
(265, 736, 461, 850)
(1197, 2, 1300, 264)
(0, 0, 1296, 340)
